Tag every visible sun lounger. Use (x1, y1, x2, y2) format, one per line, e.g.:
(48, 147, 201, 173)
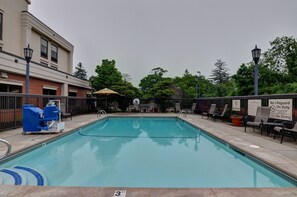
(244, 106, 271, 132)
(213, 104, 228, 121)
(273, 121, 297, 143)
(202, 104, 216, 119)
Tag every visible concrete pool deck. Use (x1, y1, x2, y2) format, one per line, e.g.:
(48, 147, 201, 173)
(0, 113, 297, 196)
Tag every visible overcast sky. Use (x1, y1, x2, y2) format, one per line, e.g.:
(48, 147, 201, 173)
(29, 0, 297, 86)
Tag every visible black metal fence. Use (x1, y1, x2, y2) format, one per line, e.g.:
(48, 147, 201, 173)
(1, 92, 297, 131)
(0, 93, 100, 131)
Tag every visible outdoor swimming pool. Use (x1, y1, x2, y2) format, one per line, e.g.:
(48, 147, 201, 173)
(0, 117, 296, 188)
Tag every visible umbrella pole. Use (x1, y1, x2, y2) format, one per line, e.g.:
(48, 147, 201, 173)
(105, 97, 107, 111)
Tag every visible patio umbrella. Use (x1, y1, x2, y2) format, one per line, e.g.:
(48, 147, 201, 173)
(94, 88, 120, 95)
(94, 88, 121, 110)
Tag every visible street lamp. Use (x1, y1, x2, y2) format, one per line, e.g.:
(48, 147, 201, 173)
(251, 45, 261, 96)
(195, 71, 201, 98)
(23, 45, 33, 103)
(89, 77, 94, 97)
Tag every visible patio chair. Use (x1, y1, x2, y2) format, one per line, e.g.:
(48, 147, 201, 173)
(213, 104, 228, 121)
(188, 103, 197, 113)
(244, 106, 271, 133)
(60, 103, 72, 120)
(273, 121, 297, 143)
(202, 104, 216, 119)
(148, 102, 155, 112)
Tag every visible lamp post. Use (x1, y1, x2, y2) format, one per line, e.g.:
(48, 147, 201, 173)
(195, 71, 201, 98)
(23, 45, 33, 103)
(251, 45, 261, 96)
(90, 77, 94, 97)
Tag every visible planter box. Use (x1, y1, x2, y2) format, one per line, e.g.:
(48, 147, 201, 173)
(230, 116, 243, 126)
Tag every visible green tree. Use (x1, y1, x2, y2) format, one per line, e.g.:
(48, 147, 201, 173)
(139, 67, 167, 98)
(93, 59, 122, 90)
(74, 62, 87, 80)
(210, 59, 230, 97)
(210, 59, 230, 84)
(122, 73, 131, 82)
(149, 78, 174, 99)
(232, 64, 254, 95)
(152, 67, 168, 76)
(111, 81, 142, 111)
(173, 70, 196, 98)
(262, 36, 297, 83)
(149, 78, 174, 112)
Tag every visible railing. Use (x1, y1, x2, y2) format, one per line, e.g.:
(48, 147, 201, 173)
(0, 93, 100, 131)
(177, 110, 187, 118)
(0, 139, 11, 159)
(97, 109, 108, 118)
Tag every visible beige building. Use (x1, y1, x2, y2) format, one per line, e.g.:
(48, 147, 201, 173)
(0, 0, 91, 96)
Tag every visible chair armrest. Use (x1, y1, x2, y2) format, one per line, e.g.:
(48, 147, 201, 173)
(282, 121, 294, 129)
(273, 119, 283, 124)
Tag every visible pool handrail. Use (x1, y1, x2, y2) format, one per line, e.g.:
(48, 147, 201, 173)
(177, 110, 187, 118)
(0, 138, 11, 159)
(97, 109, 108, 118)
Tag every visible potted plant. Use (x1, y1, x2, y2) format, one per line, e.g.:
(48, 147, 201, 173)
(230, 114, 243, 126)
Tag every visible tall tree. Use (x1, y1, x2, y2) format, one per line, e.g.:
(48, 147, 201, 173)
(74, 62, 87, 80)
(232, 64, 254, 95)
(139, 67, 167, 98)
(151, 67, 168, 76)
(210, 59, 230, 84)
(262, 36, 297, 83)
(122, 73, 131, 82)
(210, 59, 231, 97)
(93, 59, 122, 90)
(173, 70, 196, 98)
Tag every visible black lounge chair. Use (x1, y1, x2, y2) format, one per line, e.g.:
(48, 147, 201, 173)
(244, 106, 271, 133)
(273, 121, 297, 143)
(202, 104, 216, 119)
(213, 104, 228, 121)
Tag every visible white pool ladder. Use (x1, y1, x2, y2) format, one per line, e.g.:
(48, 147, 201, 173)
(177, 110, 187, 118)
(97, 110, 108, 118)
(0, 139, 11, 159)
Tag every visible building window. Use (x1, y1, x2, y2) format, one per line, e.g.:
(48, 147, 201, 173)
(69, 92, 77, 97)
(0, 84, 22, 93)
(43, 88, 56, 95)
(0, 12, 3, 40)
(41, 38, 48, 58)
(0, 84, 22, 109)
(51, 44, 58, 63)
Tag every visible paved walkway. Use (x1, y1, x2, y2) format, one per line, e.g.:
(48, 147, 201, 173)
(0, 113, 296, 196)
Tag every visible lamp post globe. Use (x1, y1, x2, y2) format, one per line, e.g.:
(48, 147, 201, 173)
(23, 45, 33, 103)
(251, 45, 261, 96)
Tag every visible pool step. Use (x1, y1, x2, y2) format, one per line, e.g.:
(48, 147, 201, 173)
(0, 166, 47, 186)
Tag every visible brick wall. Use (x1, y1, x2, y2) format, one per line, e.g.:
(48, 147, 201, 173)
(8, 73, 62, 95)
(68, 85, 89, 97)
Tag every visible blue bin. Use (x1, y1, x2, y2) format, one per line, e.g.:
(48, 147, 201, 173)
(23, 104, 44, 132)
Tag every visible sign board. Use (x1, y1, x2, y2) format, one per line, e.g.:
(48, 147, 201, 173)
(232, 100, 240, 111)
(269, 99, 292, 121)
(248, 99, 262, 116)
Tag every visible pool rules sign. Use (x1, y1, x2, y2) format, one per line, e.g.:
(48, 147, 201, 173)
(269, 99, 292, 121)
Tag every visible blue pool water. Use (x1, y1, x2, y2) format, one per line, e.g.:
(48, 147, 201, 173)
(1, 117, 296, 188)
